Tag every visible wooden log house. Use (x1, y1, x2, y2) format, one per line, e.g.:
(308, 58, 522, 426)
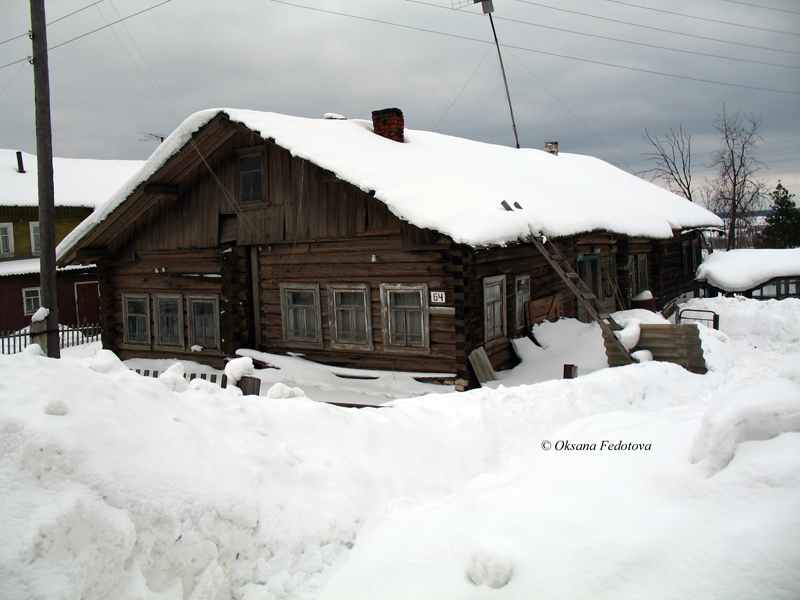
(57, 108, 721, 388)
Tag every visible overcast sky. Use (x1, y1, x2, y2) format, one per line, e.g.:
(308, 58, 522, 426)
(1, 0, 798, 198)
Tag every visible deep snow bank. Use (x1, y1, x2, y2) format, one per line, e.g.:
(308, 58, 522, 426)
(1, 298, 799, 599)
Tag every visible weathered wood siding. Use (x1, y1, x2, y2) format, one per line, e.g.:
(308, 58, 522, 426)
(100, 248, 249, 368)
(257, 233, 459, 374)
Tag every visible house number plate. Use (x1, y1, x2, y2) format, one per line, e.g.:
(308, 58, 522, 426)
(431, 291, 446, 304)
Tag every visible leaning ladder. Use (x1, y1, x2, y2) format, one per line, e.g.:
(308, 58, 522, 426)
(529, 235, 634, 365)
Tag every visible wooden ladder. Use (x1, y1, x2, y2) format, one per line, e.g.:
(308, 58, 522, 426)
(529, 235, 634, 365)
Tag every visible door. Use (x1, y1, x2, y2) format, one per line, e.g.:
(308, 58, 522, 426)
(75, 281, 100, 325)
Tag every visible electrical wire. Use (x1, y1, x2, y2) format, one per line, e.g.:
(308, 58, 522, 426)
(719, 0, 800, 16)
(406, 0, 799, 71)
(431, 46, 493, 132)
(270, 0, 800, 96)
(512, 0, 800, 56)
(0, 0, 106, 47)
(602, 0, 800, 37)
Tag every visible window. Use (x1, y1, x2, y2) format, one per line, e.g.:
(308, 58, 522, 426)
(239, 154, 263, 203)
(30, 222, 40, 256)
(123, 293, 150, 345)
(637, 254, 649, 293)
(515, 275, 530, 333)
(280, 283, 322, 346)
(380, 283, 429, 351)
(627, 255, 636, 297)
(328, 284, 373, 350)
(154, 294, 184, 347)
(682, 241, 691, 279)
(0, 223, 14, 257)
(23, 287, 41, 316)
(484, 275, 506, 342)
(188, 295, 219, 350)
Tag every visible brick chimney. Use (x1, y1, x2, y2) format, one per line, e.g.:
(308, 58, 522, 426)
(371, 108, 404, 143)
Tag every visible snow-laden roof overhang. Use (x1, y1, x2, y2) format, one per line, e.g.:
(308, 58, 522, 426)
(1, 149, 144, 209)
(696, 248, 800, 292)
(57, 109, 723, 261)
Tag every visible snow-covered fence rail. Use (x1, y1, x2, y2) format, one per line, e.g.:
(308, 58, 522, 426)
(677, 309, 719, 330)
(134, 369, 229, 388)
(0, 323, 101, 354)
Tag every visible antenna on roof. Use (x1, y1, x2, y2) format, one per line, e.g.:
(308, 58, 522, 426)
(451, 1, 520, 149)
(139, 132, 166, 144)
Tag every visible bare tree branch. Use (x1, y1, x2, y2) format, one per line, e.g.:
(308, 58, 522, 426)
(707, 103, 767, 250)
(640, 125, 693, 202)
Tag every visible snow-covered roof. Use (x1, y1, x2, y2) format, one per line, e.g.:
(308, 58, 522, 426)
(0, 257, 90, 278)
(1, 148, 144, 209)
(696, 248, 800, 291)
(58, 109, 722, 257)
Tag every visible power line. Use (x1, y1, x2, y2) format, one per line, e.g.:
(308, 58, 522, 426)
(512, 0, 800, 56)
(506, 48, 635, 173)
(718, 0, 800, 16)
(603, 0, 800, 37)
(0, 0, 106, 47)
(0, 0, 173, 70)
(271, 0, 800, 96)
(405, 0, 800, 71)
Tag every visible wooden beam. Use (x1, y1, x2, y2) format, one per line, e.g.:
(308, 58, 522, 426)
(143, 184, 179, 197)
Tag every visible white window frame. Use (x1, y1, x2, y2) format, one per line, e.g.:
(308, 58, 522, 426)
(483, 275, 507, 343)
(380, 283, 430, 353)
(154, 293, 184, 349)
(188, 294, 220, 350)
(22, 287, 41, 316)
(279, 283, 323, 348)
(327, 283, 373, 351)
(0, 223, 14, 257)
(29, 221, 40, 256)
(122, 293, 150, 346)
(514, 274, 530, 333)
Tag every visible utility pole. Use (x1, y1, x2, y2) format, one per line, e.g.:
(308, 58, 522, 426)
(30, 0, 60, 358)
(474, 0, 520, 149)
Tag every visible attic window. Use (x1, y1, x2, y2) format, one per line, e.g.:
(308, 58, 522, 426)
(239, 154, 263, 203)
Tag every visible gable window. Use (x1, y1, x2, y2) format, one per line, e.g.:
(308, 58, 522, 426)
(123, 293, 150, 345)
(155, 294, 184, 347)
(239, 154, 263, 203)
(515, 275, 530, 333)
(188, 295, 219, 350)
(328, 284, 373, 350)
(0, 223, 14, 257)
(280, 283, 322, 346)
(380, 283, 429, 351)
(637, 254, 649, 292)
(23, 287, 41, 316)
(484, 275, 507, 342)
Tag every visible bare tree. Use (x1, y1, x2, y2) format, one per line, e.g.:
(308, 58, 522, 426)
(705, 104, 766, 250)
(641, 125, 694, 202)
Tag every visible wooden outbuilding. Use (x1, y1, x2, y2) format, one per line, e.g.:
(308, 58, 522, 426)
(57, 108, 721, 388)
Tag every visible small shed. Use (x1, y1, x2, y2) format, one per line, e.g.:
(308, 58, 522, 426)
(696, 248, 800, 299)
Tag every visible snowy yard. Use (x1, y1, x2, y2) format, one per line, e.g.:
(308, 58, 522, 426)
(1, 296, 799, 599)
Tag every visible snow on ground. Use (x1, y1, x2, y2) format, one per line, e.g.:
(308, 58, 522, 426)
(1, 297, 799, 599)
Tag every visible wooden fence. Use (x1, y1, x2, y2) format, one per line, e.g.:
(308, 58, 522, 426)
(0, 323, 101, 354)
(604, 323, 707, 374)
